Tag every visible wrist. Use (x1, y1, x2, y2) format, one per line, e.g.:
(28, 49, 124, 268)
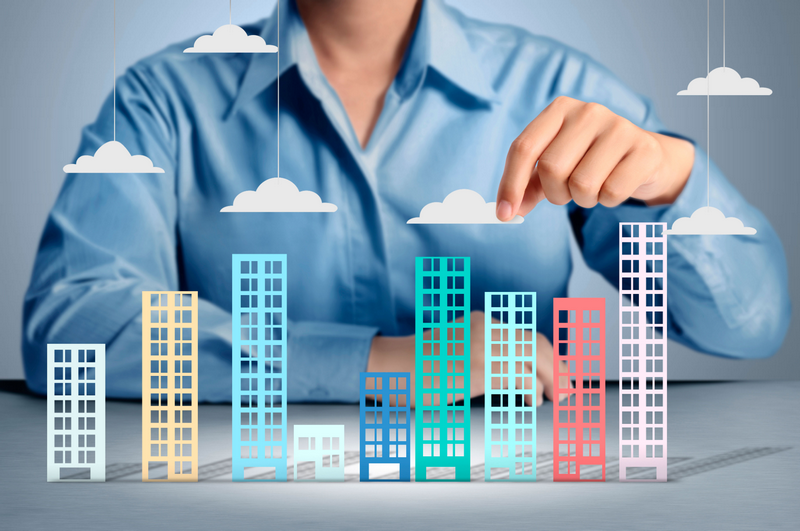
(644, 133, 695, 206)
(366, 335, 385, 373)
(367, 334, 410, 373)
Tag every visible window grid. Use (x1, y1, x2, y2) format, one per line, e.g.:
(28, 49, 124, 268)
(232, 254, 288, 482)
(552, 298, 606, 481)
(293, 425, 345, 482)
(415, 257, 471, 482)
(142, 292, 198, 482)
(619, 222, 668, 482)
(484, 292, 537, 481)
(47, 345, 106, 482)
(359, 372, 411, 481)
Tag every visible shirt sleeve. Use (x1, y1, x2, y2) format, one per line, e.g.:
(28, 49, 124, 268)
(21, 65, 378, 402)
(286, 320, 377, 403)
(561, 52, 791, 359)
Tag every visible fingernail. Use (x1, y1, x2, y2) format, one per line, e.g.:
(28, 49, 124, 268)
(496, 200, 513, 221)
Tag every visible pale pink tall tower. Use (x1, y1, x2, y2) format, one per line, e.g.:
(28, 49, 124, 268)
(618, 223, 667, 482)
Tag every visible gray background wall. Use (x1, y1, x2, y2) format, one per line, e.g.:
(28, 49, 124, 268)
(0, 0, 796, 381)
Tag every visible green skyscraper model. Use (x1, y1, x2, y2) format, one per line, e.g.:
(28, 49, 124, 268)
(415, 257, 471, 481)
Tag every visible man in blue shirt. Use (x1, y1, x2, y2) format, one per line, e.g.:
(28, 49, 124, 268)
(22, 0, 790, 404)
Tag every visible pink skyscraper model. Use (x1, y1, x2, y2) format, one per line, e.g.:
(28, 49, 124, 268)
(553, 298, 606, 481)
(618, 223, 667, 482)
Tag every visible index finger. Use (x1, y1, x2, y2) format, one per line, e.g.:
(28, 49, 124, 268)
(495, 98, 571, 221)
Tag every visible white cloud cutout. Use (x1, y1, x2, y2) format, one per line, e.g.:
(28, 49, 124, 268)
(678, 66, 772, 96)
(407, 189, 524, 225)
(63, 141, 164, 173)
(665, 206, 756, 235)
(184, 24, 278, 53)
(221, 178, 338, 212)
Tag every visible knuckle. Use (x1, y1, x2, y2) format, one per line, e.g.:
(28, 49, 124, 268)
(546, 192, 572, 206)
(509, 136, 536, 158)
(581, 101, 608, 120)
(573, 197, 598, 209)
(636, 131, 661, 156)
(569, 184, 599, 208)
(599, 183, 626, 206)
(610, 116, 635, 138)
(645, 135, 662, 157)
(536, 155, 566, 181)
(568, 173, 598, 197)
(551, 95, 574, 109)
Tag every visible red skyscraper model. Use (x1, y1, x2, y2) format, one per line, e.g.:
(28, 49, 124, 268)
(553, 298, 606, 481)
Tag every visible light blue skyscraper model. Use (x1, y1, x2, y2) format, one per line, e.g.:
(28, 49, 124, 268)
(47, 344, 106, 482)
(232, 254, 288, 481)
(484, 293, 537, 481)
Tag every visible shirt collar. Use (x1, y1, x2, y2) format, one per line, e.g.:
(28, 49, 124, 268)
(227, 0, 497, 119)
(418, 0, 498, 103)
(226, 0, 317, 119)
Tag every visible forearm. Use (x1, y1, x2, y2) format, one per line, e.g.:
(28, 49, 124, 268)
(287, 320, 378, 402)
(366, 334, 416, 405)
(23, 273, 161, 397)
(662, 147, 790, 357)
(576, 144, 790, 358)
(25, 273, 380, 403)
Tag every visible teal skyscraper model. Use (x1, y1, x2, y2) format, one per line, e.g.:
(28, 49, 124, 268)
(484, 293, 537, 481)
(415, 257, 471, 481)
(232, 254, 287, 481)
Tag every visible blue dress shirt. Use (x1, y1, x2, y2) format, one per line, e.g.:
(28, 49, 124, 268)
(23, 0, 790, 402)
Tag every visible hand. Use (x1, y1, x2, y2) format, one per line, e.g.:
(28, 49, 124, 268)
(367, 311, 568, 408)
(495, 96, 695, 221)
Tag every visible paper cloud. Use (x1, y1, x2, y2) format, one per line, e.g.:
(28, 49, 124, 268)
(407, 189, 524, 224)
(221, 178, 338, 212)
(665, 206, 756, 235)
(63, 141, 164, 173)
(678, 67, 772, 96)
(184, 24, 278, 53)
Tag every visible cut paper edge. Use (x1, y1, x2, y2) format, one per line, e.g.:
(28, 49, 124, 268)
(184, 24, 278, 53)
(407, 189, 524, 225)
(665, 206, 756, 235)
(677, 66, 772, 96)
(63, 141, 164, 174)
(221, 177, 338, 212)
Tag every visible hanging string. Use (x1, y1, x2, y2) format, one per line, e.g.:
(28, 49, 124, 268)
(114, 0, 116, 141)
(277, 0, 280, 179)
(723, 0, 726, 69)
(706, 0, 710, 207)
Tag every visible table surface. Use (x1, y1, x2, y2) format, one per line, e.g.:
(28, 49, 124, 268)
(1, 380, 798, 530)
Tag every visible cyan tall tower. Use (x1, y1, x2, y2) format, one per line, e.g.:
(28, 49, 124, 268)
(232, 254, 288, 481)
(484, 293, 537, 481)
